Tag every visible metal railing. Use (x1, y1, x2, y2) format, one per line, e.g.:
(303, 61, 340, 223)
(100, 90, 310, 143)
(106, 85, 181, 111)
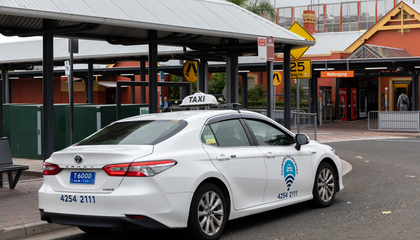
(249, 109, 318, 140)
(368, 111, 420, 132)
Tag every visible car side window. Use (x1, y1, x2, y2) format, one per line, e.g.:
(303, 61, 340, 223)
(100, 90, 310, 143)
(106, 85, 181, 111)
(201, 125, 218, 146)
(246, 119, 294, 146)
(209, 119, 250, 147)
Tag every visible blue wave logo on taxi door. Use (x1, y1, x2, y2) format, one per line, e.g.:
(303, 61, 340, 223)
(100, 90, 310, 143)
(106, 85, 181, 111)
(281, 155, 298, 191)
(284, 160, 296, 191)
(278, 156, 299, 199)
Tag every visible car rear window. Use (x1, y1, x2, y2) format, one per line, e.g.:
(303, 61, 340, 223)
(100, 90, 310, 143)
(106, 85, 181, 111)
(77, 120, 187, 145)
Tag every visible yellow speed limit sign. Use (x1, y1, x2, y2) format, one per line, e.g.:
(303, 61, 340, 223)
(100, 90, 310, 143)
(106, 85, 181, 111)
(183, 61, 198, 83)
(290, 59, 312, 79)
(273, 71, 282, 86)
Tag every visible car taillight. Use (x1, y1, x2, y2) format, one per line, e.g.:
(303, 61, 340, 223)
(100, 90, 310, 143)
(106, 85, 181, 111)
(103, 160, 177, 177)
(43, 162, 61, 175)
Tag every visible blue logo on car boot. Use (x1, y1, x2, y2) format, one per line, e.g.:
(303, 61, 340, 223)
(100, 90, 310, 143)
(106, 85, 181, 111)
(74, 155, 83, 164)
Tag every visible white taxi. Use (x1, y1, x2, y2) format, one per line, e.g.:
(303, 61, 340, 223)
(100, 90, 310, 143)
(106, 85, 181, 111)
(39, 93, 343, 240)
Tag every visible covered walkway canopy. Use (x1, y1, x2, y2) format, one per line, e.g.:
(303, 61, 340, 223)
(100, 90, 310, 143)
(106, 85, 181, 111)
(0, 0, 314, 159)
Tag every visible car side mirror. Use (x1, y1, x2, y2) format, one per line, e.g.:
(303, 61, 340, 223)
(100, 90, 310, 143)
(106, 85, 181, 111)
(295, 134, 309, 151)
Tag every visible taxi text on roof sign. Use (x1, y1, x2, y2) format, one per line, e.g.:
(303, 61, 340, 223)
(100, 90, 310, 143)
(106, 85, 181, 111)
(179, 92, 218, 107)
(288, 22, 315, 60)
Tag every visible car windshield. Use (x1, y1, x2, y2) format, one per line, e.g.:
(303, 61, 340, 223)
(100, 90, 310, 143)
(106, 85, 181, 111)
(77, 120, 187, 145)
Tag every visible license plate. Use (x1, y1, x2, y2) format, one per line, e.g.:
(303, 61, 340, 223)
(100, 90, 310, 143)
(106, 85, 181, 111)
(70, 172, 96, 184)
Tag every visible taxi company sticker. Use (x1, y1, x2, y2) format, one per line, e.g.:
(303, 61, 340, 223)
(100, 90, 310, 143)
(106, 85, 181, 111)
(278, 155, 299, 200)
(206, 139, 216, 144)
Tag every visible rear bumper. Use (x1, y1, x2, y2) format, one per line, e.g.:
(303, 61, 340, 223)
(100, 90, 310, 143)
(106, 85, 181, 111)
(41, 212, 169, 229)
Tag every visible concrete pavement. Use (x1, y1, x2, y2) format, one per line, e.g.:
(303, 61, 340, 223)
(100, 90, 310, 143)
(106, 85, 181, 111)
(0, 119, 418, 240)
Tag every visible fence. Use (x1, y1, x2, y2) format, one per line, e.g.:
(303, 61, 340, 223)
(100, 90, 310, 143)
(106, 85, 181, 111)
(368, 111, 420, 132)
(249, 109, 318, 140)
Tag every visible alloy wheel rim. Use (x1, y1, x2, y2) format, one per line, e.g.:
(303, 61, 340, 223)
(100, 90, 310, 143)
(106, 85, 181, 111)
(197, 191, 224, 236)
(317, 168, 335, 202)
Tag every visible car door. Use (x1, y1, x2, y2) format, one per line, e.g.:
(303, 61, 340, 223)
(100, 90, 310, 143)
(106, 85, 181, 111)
(243, 118, 313, 204)
(202, 118, 267, 210)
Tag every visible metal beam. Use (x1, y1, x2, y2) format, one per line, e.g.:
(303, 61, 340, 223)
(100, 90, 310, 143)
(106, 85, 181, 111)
(42, 19, 55, 160)
(226, 48, 238, 103)
(0, 79, 3, 137)
(87, 63, 94, 103)
(266, 61, 273, 119)
(412, 70, 419, 111)
(140, 61, 146, 104)
(198, 59, 208, 93)
(240, 72, 248, 109)
(148, 30, 158, 113)
(283, 46, 291, 130)
(130, 76, 135, 104)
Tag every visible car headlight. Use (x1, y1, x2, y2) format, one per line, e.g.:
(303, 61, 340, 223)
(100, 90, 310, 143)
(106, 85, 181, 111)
(331, 148, 337, 155)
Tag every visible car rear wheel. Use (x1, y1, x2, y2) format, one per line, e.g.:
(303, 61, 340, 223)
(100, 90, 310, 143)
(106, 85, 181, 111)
(188, 183, 227, 240)
(312, 162, 336, 208)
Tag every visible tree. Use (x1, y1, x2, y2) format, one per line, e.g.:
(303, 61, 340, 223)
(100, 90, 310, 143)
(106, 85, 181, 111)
(170, 75, 181, 99)
(208, 73, 226, 94)
(227, 0, 276, 21)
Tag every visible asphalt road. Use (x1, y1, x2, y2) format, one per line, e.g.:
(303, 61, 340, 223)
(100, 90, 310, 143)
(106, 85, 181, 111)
(24, 138, 420, 240)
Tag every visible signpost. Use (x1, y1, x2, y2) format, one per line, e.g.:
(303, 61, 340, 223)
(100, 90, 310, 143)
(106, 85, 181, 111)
(273, 71, 282, 112)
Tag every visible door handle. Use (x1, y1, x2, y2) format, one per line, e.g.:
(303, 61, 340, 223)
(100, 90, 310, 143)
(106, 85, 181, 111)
(216, 154, 230, 161)
(264, 152, 276, 158)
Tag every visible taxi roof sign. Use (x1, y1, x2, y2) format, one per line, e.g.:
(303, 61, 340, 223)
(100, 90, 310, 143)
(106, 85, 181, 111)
(180, 92, 218, 107)
(288, 22, 315, 60)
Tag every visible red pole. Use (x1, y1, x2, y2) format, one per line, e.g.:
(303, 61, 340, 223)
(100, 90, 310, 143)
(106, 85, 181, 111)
(291, 7, 294, 22)
(375, 0, 378, 23)
(323, 4, 326, 33)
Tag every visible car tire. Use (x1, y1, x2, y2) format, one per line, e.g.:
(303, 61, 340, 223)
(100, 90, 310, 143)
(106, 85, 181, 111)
(78, 226, 110, 234)
(188, 183, 227, 240)
(312, 162, 337, 208)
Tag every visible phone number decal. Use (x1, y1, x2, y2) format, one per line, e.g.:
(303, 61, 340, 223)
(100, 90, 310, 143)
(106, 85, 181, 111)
(60, 195, 96, 203)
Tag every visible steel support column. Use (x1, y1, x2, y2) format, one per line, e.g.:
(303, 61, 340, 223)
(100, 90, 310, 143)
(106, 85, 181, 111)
(140, 61, 146, 104)
(148, 30, 158, 113)
(335, 78, 340, 120)
(309, 72, 319, 118)
(283, 46, 291, 130)
(412, 70, 419, 111)
(87, 63, 94, 103)
(1, 69, 9, 103)
(266, 61, 274, 119)
(240, 72, 248, 109)
(0, 80, 3, 137)
(198, 59, 208, 93)
(130, 76, 135, 104)
(42, 19, 55, 160)
(226, 48, 238, 103)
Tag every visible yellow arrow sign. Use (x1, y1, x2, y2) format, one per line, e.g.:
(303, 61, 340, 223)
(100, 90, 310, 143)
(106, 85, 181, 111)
(288, 22, 315, 60)
(183, 61, 198, 83)
(273, 71, 282, 86)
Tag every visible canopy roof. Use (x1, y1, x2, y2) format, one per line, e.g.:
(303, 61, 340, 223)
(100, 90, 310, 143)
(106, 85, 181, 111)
(0, 0, 314, 59)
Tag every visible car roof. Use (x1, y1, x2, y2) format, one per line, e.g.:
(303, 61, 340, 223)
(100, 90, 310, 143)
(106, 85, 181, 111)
(117, 109, 264, 123)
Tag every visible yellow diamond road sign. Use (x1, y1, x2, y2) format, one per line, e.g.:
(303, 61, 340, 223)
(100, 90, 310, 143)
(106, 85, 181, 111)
(288, 22, 315, 60)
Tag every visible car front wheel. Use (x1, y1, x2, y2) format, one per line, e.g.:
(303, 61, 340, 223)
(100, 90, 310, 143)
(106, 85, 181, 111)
(188, 183, 227, 240)
(312, 162, 336, 207)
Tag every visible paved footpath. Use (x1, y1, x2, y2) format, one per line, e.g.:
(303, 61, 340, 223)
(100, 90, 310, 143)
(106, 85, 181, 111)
(0, 119, 419, 239)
